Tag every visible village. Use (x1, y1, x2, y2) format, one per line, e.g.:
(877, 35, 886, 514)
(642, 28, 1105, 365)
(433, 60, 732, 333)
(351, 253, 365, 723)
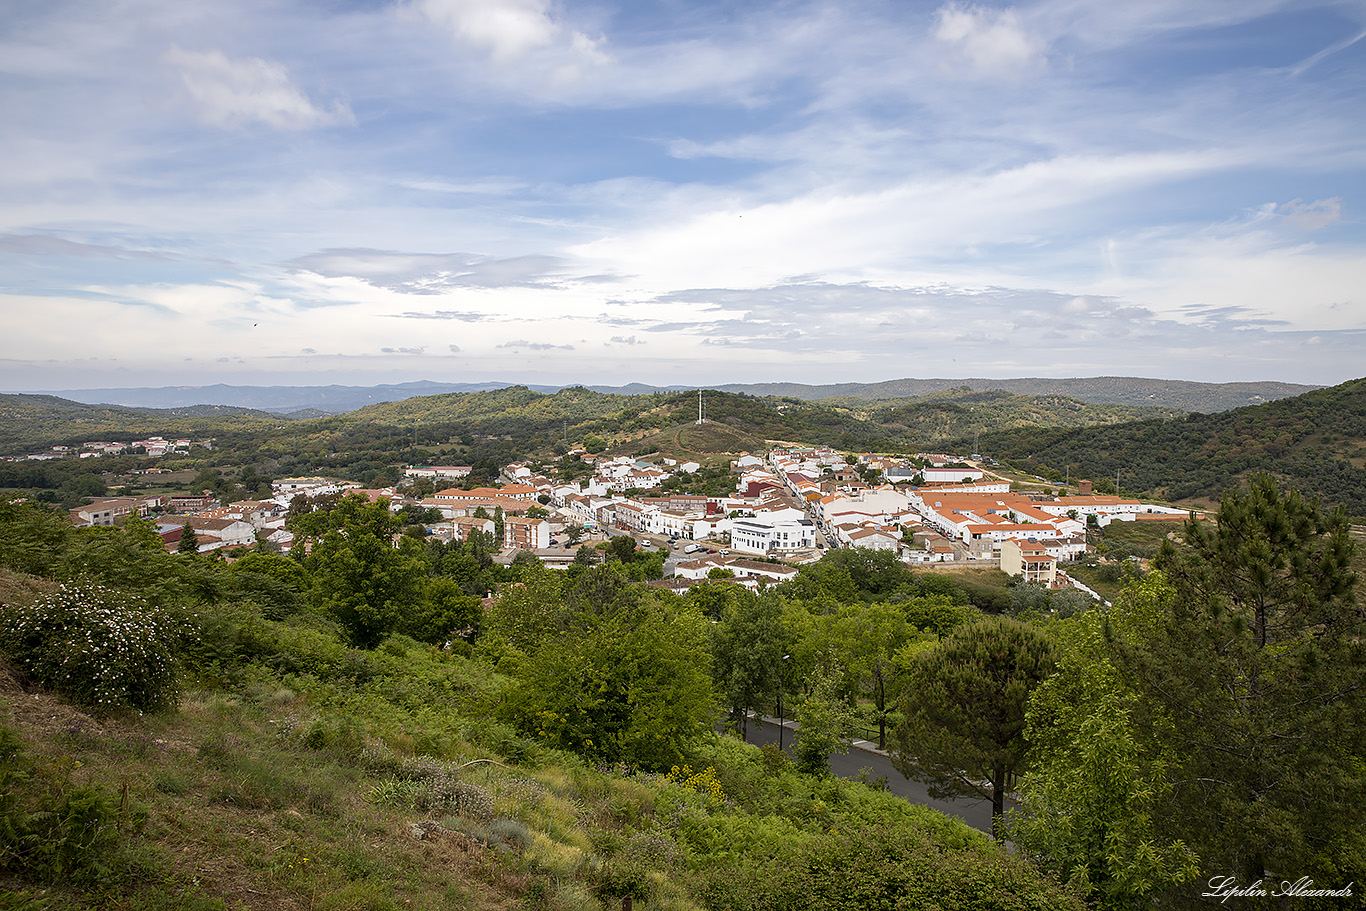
(64, 441, 1190, 598)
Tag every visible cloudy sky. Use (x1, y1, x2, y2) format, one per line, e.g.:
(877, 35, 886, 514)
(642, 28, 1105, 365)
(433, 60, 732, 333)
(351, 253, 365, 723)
(2, 0, 1364, 391)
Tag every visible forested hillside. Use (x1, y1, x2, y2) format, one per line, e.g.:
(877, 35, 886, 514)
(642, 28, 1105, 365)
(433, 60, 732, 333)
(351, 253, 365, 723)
(975, 377, 1366, 514)
(856, 389, 1181, 446)
(0, 394, 282, 450)
(718, 376, 1319, 411)
(6, 380, 1364, 515)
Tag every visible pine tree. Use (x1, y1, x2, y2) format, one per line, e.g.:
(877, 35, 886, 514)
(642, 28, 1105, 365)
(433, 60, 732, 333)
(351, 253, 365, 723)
(890, 615, 1055, 840)
(177, 521, 199, 554)
(1126, 475, 1365, 892)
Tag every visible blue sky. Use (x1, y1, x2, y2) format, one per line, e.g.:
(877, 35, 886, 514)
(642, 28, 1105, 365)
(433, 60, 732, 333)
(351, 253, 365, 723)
(2, 0, 1364, 391)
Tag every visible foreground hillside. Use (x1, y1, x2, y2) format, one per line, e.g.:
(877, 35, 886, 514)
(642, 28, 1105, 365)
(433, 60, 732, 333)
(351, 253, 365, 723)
(0, 503, 1083, 911)
(975, 376, 1366, 514)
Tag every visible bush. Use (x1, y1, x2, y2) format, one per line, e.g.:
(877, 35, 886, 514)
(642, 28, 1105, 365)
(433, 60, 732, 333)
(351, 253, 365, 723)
(0, 583, 178, 714)
(0, 727, 135, 886)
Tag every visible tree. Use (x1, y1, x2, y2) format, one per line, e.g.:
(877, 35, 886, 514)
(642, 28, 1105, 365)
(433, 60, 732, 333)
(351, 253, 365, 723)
(890, 615, 1056, 840)
(409, 577, 481, 644)
(712, 589, 787, 737)
(605, 534, 637, 563)
(304, 496, 425, 648)
(504, 587, 714, 769)
(1117, 476, 1365, 893)
(1012, 577, 1199, 908)
(564, 523, 586, 545)
(824, 601, 916, 748)
(1007, 581, 1051, 617)
(177, 521, 199, 555)
(793, 664, 858, 775)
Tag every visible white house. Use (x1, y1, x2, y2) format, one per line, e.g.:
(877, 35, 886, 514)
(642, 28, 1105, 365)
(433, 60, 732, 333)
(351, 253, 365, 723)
(731, 515, 817, 553)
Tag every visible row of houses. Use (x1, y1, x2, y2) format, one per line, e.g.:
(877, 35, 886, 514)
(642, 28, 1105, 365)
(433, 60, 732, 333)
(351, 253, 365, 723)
(763, 446, 1191, 583)
(67, 488, 229, 527)
(9, 438, 200, 463)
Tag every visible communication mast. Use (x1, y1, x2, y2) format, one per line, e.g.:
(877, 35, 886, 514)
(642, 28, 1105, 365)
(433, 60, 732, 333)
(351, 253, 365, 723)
(696, 389, 706, 425)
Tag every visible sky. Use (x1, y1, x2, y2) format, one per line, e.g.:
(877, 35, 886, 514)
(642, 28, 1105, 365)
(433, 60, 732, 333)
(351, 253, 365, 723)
(2, 0, 1364, 392)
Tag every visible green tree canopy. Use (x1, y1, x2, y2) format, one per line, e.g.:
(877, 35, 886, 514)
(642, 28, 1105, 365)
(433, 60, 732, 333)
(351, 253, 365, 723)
(890, 615, 1056, 840)
(1012, 575, 1199, 908)
(1119, 475, 1365, 892)
(503, 584, 714, 769)
(304, 496, 424, 648)
(712, 589, 788, 737)
(177, 521, 199, 555)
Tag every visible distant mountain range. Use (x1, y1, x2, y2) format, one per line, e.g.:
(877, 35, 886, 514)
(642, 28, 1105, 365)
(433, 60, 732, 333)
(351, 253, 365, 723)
(30, 376, 1321, 416)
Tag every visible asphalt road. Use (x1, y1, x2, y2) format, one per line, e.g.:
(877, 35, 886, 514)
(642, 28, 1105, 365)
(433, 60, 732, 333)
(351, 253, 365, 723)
(740, 717, 999, 834)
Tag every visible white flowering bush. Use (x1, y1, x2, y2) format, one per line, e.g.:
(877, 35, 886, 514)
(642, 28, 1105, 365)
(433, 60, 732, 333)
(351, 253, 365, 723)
(0, 583, 177, 714)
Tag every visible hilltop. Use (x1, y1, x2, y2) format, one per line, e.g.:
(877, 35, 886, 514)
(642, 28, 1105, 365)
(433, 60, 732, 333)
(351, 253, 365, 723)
(852, 389, 1181, 445)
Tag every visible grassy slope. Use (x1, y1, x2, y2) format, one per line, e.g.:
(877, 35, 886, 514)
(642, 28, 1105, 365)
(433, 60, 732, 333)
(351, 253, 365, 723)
(0, 566, 1077, 911)
(609, 422, 767, 463)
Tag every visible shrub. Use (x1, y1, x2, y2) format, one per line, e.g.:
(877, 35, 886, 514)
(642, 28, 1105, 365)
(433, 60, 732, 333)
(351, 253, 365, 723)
(0, 583, 177, 714)
(0, 727, 137, 886)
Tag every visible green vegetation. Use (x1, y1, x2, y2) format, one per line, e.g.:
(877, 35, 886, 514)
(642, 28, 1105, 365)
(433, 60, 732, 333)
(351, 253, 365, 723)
(1, 498, 1098, 910)
(1013, 476, 1366, 907)
(973, 376, 1366, 514)
(4, 381, 1365, 910)
(890, 616, 1056, 840)
(861, 388, 1183, 444)
(0, 582, 178, 714)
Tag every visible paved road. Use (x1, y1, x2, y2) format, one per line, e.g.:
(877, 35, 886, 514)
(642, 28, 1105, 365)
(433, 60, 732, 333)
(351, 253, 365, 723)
(739, 716, 999, 834)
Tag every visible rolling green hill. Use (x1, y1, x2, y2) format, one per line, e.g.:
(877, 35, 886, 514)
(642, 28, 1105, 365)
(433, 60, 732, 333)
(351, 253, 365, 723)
(718, 376, 1318, 412)
(846, 389, 1183, 446)
(6, 381, 1362, 515)
(0, 394, 285, 452)
(339, 387, 893, 453)
(971, 377, 1366, 515)
(608, 421, 768, 463)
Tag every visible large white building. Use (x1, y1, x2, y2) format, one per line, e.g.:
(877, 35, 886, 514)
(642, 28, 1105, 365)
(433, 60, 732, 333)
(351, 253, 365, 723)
(730, 515, 817, 553)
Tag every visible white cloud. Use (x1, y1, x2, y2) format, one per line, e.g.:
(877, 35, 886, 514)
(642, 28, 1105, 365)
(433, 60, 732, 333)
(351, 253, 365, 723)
(410, 0, 559, 62)
(408, 0, 609, 77)
(1277, 198, 1342, 231)
(933, 3, 1045, 75)
(164, 45, 353, 130)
